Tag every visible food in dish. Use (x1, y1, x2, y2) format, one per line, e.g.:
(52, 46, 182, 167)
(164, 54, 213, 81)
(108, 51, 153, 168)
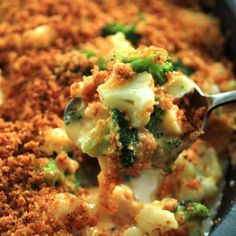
(0, 1, 235, 235)
(65, 45, 204, 174)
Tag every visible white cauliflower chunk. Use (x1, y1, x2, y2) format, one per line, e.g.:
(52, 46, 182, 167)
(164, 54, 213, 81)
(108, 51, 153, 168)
(136, 201, 178, 236)
(23, 24, 56, 48)
(162, 105, 183, 136)
(40, 128, 76, 155)
(127, 169, 163, 203)
(110, 32, 133, 57)
(50, 193, 79, 219)
(112, 185, 142, 222)
(98, 71, 155, 127)
(65, 102, 110, 157)
(174, 141, 223, 201)
(81, 32, 133, 60)
(164, 73, 195, 98)
(80, 227, 105, 236)
(123, 226, 142, 236)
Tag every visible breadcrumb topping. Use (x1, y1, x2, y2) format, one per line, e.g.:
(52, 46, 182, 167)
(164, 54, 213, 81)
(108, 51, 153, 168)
(0, 0, 235, 235)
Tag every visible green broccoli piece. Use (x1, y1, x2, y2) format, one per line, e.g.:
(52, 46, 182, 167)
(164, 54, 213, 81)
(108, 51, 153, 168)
(67, 173, 80, 194)
(101, 22, 141, 46)
(122, 55, 173, 85)
(111, 108, 138, 168)
(80, 50, 96, 58)
(121, 148, 136, 167)
(43, 158, 80, 193)
(175, 201, 210, 224)
(43, 158, 64, 185)
(172, 60, 194, 76)
(97, 57, 107, 70)
(145, 105, 165, 138)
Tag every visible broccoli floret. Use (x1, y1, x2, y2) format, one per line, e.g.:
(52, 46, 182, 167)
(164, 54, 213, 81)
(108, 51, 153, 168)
(172, 60, 194, 77)
(145, 105, 165, 138)
(101, 22, 141, 46)
(175, 201, 210, 224)
(98, 71, 155, 128)
(43, 158, 80, 193)
(43, 158, 64, 185)
(67, 173, 80, 194)
(121, 148, 136, 167)
(80, 50, 96, 58)
(122, 55, 173, 85)
(97, 57, 107, 70)
(111, 108, 138, 168)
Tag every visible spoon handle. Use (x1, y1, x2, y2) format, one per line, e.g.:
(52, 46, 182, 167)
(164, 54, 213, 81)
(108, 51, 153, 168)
(207, 90, 236, 112)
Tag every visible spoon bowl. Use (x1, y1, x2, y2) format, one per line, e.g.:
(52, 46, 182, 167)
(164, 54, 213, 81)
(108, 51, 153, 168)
(181, 84, 236, 130)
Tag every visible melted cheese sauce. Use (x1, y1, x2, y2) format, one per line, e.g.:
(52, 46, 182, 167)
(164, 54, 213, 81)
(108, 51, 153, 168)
(127, 169, 163, 203)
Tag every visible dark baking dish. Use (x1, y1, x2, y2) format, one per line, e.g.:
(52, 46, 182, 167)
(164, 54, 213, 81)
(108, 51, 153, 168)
(204, 0, 236, 235)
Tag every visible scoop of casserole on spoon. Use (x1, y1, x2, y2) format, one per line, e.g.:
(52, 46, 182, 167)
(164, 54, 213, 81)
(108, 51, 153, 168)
(64, 46, 236, 174)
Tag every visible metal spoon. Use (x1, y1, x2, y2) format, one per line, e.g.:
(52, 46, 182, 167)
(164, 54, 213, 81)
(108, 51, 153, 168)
(183, 85, 236, 129)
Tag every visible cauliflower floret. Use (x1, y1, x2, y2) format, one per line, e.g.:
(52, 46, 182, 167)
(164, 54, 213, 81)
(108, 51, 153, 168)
(98, 71, 155, 127)
(162, 105, 183, 136)
(123, 226, 142, 236)
(80, 227, 106, 236)
(47, 193, 83, 220)
(136, 201, 178, 235)
(110, 32, 134, 58)
(40, 128, 76, 155)
(112, 185, 143, 223)
(127, 169, 163, 203)
(55, 151, 79, 174)
(81, 32, 134, 60)
(65, 101, 110, 158)
(174, 140, 223, 201)
(164, 73, 195, 98)
(23, 24, 56, 48)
